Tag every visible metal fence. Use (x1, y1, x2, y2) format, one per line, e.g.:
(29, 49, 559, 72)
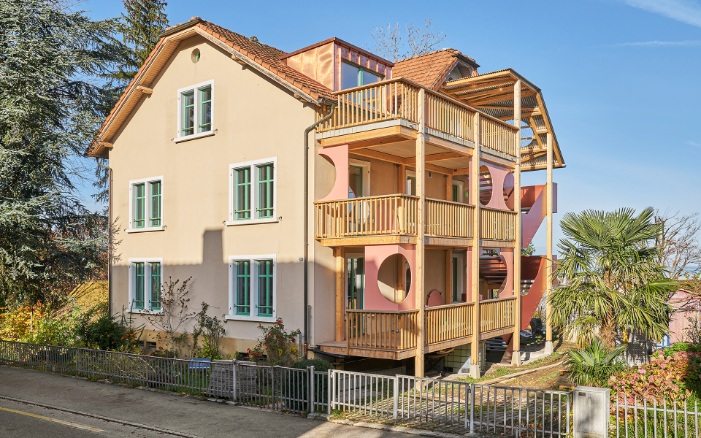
(614, 393, 701, 438)
(13, 340, 701, 437)
(328, 369, 571, 436)
(472, 384, 571, 437)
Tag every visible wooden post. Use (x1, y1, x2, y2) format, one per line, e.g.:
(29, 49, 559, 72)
(415, 89, 427, 377)
(512, 80, 523, 366)
(545, 132, 554, 355)
(445, 250, 453, 304)
(398, 164, 406, 194)
(469, 112, 482, 379)
(445, 174, 453, 201)
(335, 247, 345, 342)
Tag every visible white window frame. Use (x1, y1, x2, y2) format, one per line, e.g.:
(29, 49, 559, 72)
(227, 157, 278, 226)
(128, 258, 163, 314)
(175, 79, 214, 142)
(128, 176, 164, 232)
(226, 254, 277, 322)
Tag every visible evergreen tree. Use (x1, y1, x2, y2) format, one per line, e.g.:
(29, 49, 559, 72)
(95, 0, 168, 205)
(0, 0, 122, 308)
(111, 0, 168, 90)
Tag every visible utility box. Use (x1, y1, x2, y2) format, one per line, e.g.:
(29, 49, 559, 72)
(573, 386, 610, 438)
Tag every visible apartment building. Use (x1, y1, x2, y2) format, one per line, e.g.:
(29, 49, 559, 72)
(88, 18, 564, 377)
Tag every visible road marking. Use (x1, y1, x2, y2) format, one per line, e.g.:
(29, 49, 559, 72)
(0, 405, 105, 433)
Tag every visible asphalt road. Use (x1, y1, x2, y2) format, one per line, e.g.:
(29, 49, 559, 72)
(0, 365, 422, 438)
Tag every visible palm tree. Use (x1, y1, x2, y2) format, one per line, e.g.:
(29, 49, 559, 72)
(550, 207, 676, 349)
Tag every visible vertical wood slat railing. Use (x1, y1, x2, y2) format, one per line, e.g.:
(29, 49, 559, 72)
(425, 302, 474, 345)
(316, 79, 420, 132)
(480, 207, 517, 241)
(346, 309, 418, 350)
(316, 78, 520, 160)
(425, 199, 474, 238)
(424, 89, 475, 142)
(479, 297, 516, 334)
(479, 115, 518, 157)
(314, 194, 418, 239)
(345, 297, 517, 353)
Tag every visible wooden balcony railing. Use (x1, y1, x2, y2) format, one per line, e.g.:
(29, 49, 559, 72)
(314, 194, 418, 239)
(425, 199, 474, 238)
(346, 309, 418, 350)
(344, 297, 516, 354)
(480, 207, 517, 241)
(317, 79, 420, 132)
(316, 195, 485, 241)
(480, 297, 516, 334)
(425, 302, 474, 345)
(425, 89, 475, 142)
(316, 78, 518, 159)
(479, 115, 518, 157)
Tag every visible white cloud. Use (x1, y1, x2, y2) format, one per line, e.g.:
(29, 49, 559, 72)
(622, 0, 701, 28)
(618, 39, 701, 46)
(688, 141, 701, 149)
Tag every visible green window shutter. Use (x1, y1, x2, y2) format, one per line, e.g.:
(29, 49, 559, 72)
(133, 183, 145, 228)
(234, 167, 251, 220)
(452, 184, 459, 202)
(149, 262, 161, 311)
(235, 261, 250, 315)
(181, 91, 194, 136)
(256, 259, 273, 317)
(256, 163, 274, 219)
(133, 262, 145, 310)
(198, 85, 212, 133)
(149, 181, 161, 227)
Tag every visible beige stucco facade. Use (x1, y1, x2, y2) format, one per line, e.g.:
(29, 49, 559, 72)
(108, 35, 337, 355)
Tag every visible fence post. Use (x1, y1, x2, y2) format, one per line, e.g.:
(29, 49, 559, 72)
(232, 360, 238, 402)
(309, 366, 315, 414)
(328, 369, 334, 414)
(469, 384, 475, 433)
(393, 375, 399, 419)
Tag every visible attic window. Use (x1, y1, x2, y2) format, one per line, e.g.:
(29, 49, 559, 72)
(191, 49, 201, 63)
(341, 61, 382, 90)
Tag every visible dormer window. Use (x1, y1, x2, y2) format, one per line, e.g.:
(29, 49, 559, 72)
(341, 61, 383, 90)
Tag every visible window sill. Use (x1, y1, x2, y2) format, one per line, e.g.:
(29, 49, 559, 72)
(225, 314, 276, 323)
(129, 309, 163, 315)
(173, 130, 215, 143)
(126, 226, 165, 234)
(225, 218, 278, 226)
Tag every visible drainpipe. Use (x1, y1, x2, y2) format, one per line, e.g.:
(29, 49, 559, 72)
(107, 165, 113, 317)
(302, 101, 337, 352)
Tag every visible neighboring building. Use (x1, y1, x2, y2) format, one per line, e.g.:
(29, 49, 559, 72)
(669, 289, 701, 344)
(87, 18, 564, 377)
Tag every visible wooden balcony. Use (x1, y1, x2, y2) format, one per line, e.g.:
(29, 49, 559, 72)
(318, 298, 516, 360)
(315, 194, 517, 246)
(316, 78, 518, 159)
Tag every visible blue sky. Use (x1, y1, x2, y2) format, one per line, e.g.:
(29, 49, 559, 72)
(80, 0, 701, 253)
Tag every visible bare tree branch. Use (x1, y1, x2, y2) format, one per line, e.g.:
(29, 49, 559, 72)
(372, 19, 446, 62)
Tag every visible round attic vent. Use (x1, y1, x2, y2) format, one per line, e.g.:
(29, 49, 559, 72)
(191, 48, 200, 63)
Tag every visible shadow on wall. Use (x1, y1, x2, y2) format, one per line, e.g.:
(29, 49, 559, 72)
(111, 228, 331, 354)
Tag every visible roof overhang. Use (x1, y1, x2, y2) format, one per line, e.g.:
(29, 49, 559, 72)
(87, 19, 322, 158)
(441, 69, 564, 171)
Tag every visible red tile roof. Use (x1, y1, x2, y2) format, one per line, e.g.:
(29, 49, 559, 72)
(393, 49, 476, 90)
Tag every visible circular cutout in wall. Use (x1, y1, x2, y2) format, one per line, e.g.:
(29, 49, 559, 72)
(479, 165, 492, 206)
(377, 253, 410, 304)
